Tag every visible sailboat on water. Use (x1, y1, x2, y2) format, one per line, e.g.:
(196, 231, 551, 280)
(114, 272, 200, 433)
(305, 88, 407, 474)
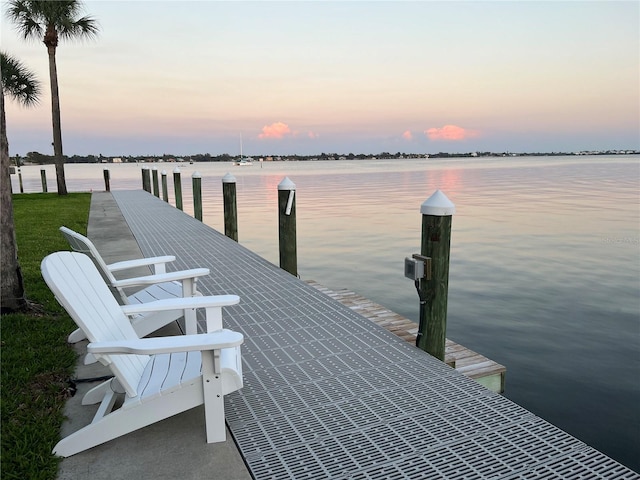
(233, 134, 253, 166)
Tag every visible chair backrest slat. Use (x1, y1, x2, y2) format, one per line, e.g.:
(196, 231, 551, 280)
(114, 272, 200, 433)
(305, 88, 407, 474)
(42, 252, 148, 396)
(59, 226, 129, 305)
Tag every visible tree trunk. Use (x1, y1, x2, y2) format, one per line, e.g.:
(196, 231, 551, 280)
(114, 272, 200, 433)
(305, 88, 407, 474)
(48, 45, 67, 195)
(0, 84, 27, 312)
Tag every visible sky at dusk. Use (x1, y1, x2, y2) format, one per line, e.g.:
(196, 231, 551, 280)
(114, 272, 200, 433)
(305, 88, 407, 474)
(1, 1, 639, 157)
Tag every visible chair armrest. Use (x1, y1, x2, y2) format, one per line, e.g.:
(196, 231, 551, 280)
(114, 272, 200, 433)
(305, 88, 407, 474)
(120, 294, 240, 315)
(87, 329, 243, 355)
(107, 255, 176, 273)
(111, 268, 210, 288)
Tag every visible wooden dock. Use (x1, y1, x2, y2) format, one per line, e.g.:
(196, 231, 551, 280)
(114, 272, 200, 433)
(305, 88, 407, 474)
(307, 280, 506, 394)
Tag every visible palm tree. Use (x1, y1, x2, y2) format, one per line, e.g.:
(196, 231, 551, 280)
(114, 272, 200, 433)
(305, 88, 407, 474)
(6, 0, 99, 195)
(1, 51, 40, 312)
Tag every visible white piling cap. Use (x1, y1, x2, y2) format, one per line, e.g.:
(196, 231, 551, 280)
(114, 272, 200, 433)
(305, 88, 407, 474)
(161, 170, 167, 175)
(173, 167, 180, 173)
(152, 166, 158, 170)
(278, 177, 296, 190)
(192, 171, 202, 178)
(222, 173, 237, 183)
(420, 190, 455, 216)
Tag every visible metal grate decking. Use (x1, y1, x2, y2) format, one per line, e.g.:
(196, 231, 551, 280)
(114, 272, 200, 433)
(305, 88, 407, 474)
(112, 190, 638, 479)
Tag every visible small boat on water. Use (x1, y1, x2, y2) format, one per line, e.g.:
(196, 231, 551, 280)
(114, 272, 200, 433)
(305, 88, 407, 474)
(233, 134, 253, 166)
(233, 158, 253, 166)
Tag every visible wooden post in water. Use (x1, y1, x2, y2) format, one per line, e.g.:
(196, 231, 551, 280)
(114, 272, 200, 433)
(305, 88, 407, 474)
(103, 168, 110, 192)
(18, 167, 24, 193)
(40, 169, 47, 192)
(161, 170, 168, 202)
(173, 167, 183, 210)
(416, 190, 455, 361)
(192, 171, 203, 221)
(15, 156, 24, 193)
(222, 173, 238, 241)
(278, 177, 297, 276)
(151, 167, 160, 197)
(141, 167, 151, 192)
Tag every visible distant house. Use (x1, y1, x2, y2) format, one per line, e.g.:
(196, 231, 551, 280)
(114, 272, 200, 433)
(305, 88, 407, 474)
(112, 157, 123, 163)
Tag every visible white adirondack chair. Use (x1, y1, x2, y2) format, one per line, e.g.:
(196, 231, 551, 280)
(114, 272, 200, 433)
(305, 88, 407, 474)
(42, 251, 244, 457)
(60, 226, 209, 338)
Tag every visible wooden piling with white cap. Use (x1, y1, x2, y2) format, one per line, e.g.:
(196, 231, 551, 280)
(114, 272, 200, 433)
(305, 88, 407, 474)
(416, 190, 455, 361)
(192, 171, 202, 221)
(222, 173, 238, 241)
(173, 167, 182, 210)
(278, 177, 297, 276)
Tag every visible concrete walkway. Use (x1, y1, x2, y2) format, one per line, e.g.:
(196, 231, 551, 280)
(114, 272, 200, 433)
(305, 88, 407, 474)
(56, 192, 252, 480)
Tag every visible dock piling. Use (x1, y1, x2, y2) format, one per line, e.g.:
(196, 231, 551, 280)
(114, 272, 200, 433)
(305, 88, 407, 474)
(18, 167, 23, 193)
(173, 168, 183, 210)
(103, 168, 110, 192)
(222, 173, 238, 241)
(161, 170, 168, 202)
(416, 190, 455, 361)
(151, 167, 160, 197)
(40, 169, 47, 192)
(278, 177, 297, 276)
(141, 167, 151, 193)
(192, 171, 202, 221)
(16, 157, 24, 193)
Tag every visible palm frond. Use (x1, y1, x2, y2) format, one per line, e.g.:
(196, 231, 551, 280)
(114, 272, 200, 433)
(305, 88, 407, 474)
(6, 0, 100, 43)
(6, 0, 45, 40)
(0, 51, 41, 107)
(58, 15, 100, 41)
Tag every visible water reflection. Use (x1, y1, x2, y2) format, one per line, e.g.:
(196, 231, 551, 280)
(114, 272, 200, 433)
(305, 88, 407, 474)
(10, 156, 640, 470)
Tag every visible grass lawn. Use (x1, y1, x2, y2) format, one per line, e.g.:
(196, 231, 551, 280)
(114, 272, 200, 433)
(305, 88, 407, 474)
(1, 193, 91, 480)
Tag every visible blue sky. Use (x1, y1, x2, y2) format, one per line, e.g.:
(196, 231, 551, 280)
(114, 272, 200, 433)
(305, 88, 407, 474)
(2, 1, 639, 156)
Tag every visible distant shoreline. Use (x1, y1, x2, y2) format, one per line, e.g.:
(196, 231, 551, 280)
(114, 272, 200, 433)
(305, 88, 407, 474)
(9, 149, 639, 166)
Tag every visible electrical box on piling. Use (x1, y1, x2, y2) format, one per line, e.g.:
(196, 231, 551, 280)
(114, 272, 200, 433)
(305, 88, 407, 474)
(405, 255, 431, 281)
(404, 258, 423, 280)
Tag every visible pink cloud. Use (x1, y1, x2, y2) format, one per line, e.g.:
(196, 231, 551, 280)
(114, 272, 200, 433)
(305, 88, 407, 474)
(258, 122, 291, 139)
(402, 130, 413, 140)
(307, 131, 319, 139)
(425, 125, 479, 141)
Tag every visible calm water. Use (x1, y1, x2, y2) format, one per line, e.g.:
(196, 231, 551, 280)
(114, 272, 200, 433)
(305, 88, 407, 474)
(12, 156, 640, 471)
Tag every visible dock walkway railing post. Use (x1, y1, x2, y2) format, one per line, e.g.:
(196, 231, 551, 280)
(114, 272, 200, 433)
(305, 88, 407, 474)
(416, 190, 455, 361)
(222, 173, 238, 241)
(173, 167, 183, 210)
(278, 177, 297, 276)
(192, 171, 202, 221)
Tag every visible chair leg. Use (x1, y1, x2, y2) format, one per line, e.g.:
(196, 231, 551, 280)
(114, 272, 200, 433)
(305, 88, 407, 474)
(201, 350, 226, 443)
(82, 380, 114, 405)
(184, 308, 198, 335)
(68, 327, 87, 343)
(83, 353, 98, 365)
